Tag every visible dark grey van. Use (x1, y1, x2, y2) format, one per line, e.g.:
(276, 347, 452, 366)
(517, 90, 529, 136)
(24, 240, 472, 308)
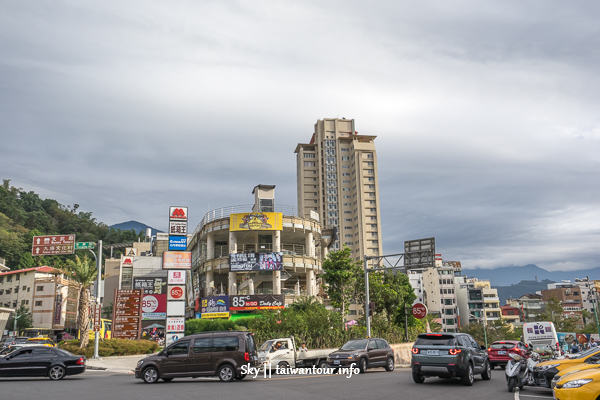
(135, 331, 257, 383)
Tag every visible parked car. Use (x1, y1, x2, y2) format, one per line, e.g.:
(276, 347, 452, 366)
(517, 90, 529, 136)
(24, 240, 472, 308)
(411, 333, 491, 386)
(2, 337, 29, 348)
(135, 331, 257, 383)
(327, 338, 395, 373)
(0, 346, 86, 380)
(551, 363, 600, 389)
(533, 347, 600, 388)
(26, 337, 57, 347)
(553, 367, 600, 400)
(488, 340, 528, 369)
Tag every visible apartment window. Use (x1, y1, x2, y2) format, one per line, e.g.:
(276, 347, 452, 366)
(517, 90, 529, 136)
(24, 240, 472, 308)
(345, 234, 353, 238)
(7, 276, 11, 283)
(371, 224, 377, 228)
(0, 290, 3, 295)
(343, 203, 351, 206)
(371, 232, 377, 237)
(344, 211, 351, 214)
(343, 195, 351, 199)
(21, 300, 27, 306)
(369, 201, 376, 205)
(370, 217, 377, 221)
(371, 241, 378, 245)
(366, 153, 373, 159)
(304, 153, 315, 158)
(326, 156, 336, 164)
(341, 148, 349, 152)
(342, 180, 350, 184)
(344, 218, 352, 222)
(343, 188, 350, 191)
(369, 193, 375, 197)
(368, 185, 375, 189)
(342, 172, 350, 176)
(27, 287, 30, 292)
(326, 165, 336, 172)
(5, 289, 11, 294)
(366, 169, 374, 174)
(366, 162, 374, 166)
(341, 156, 349, 161)
(368, 177, 374, 181)
(35, 301, 43, 307)
(344, 226, 351, 230)
(304, 161, 315, 167)
(14, 287, 19, 293)
(0, 277, 3, 283)
(327, 188, 338, 194)
(342, 165, 349, 169)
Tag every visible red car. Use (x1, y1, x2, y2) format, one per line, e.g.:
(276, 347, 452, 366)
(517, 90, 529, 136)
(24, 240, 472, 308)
(488, 340, 528, 369)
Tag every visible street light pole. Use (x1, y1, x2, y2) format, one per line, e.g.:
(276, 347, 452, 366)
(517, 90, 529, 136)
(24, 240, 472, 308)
(92, 240, 102, 359)
(364, 255, 371, 338)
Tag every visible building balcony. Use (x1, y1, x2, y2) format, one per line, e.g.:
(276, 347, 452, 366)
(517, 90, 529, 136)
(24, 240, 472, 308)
(484, 297, 500, 302)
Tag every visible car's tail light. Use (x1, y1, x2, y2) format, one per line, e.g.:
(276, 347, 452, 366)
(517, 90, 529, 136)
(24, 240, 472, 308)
(244, 352, 250, 362)
(487, 348, 491, 352)
(448, 349, 462, 355)
(76, 357, 85, 365)
(412, 348, 419, 354)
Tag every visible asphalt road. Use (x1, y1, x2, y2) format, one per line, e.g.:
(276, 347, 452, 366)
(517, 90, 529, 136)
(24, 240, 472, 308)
(0, 367, 555, 400)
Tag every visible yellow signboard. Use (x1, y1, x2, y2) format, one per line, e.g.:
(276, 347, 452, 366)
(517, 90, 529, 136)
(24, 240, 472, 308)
(230, 212, 283, 231)
(201, 312, 230, 319)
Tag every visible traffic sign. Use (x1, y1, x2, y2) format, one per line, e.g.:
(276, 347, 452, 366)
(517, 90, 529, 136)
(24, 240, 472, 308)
(75, 242, 96, 250)
(32, 235, 75, 256)
(412, 303, 428, 319)
(93, 304, 102, 332)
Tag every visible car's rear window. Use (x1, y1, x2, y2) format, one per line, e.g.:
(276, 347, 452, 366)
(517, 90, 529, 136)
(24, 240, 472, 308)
(491, 343, 515, 349)
(246, 334, 255, 352)
(415, 335, 456, 346)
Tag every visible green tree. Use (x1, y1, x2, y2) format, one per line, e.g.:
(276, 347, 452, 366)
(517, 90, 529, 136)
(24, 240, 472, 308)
(459, 318, 520, 346)
(64, 255, 97, 348)
(321, 247, 363, 323)
(6, 305, 33, 333)
(538, 296, 579, 332)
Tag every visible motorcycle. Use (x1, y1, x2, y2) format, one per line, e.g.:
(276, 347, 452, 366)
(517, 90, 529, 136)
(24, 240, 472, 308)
(505, 351, 540, 392)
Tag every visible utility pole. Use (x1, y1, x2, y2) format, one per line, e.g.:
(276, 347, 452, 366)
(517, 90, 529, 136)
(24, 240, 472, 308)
(93, 240, 102, 359)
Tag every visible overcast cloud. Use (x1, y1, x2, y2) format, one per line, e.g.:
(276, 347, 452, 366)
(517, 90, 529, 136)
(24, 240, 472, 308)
(1, 1, 599, 272)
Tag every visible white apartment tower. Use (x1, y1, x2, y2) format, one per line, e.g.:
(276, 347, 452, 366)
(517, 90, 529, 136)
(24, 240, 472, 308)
(295, 118, 382, 261)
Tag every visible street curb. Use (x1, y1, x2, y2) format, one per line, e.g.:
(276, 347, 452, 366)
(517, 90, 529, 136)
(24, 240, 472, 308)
(86, 366, 107, 371)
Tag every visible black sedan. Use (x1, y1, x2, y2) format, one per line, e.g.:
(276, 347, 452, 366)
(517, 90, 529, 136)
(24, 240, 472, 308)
(0, 346, 86, 380)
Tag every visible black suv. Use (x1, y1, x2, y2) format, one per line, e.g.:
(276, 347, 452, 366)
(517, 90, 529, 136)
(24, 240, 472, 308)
(327, 338, 395, 373)
(411, 333, 491, 386)
(135, 331, 257, 383)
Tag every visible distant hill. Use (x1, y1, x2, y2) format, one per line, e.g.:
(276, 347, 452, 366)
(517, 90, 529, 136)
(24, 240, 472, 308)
(110, 221, 162, 237)
(494, 279, 555, 306)
(462, 264, 600, 287)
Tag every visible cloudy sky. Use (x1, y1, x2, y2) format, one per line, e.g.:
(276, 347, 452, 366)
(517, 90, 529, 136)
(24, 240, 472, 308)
(2, 1, 599, 272)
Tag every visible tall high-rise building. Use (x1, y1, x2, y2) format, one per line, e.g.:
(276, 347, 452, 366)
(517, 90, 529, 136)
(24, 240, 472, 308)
(295, 118, 382, 261)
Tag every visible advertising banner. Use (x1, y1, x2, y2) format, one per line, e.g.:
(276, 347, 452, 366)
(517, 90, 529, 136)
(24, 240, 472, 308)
(169, 207, 188, 221)
(166, 317, 185, 333)
(230, 212, 283, 232)
(167, 301, 186, 316)
(200, 296, 230, 319)
(113, 289, 142, 339)
(168, 270, 186, 285)
(558, 332, 576, 352)
(133, 277, 167, 295)
(230, 294, 285, 311)
(168, 236, 187, 251)
(168, 285, 186, 301)
(53, 294, 62, 325)
(229, 252, 283, 272)
(141, 294, 167, 320)
(166, 333, 184, 346)
(169, 221, 188, 235)
(163, 251, 192, 269)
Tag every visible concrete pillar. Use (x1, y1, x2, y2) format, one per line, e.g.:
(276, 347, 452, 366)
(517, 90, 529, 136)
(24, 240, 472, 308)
(249, 279, 255, 295)
(228, 231, 237, 295)
(273, 230, 281, 295)
(305, 231, 314, 257)
(207, 233, 215, 259)
(229, 271, 237, 295)
(273, 271, 281, 295)
(206, 269, 214, 297)
(307, 269, 315, 296)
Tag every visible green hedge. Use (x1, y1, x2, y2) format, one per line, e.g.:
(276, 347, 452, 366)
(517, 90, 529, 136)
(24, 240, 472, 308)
(59, 339, 159, 357)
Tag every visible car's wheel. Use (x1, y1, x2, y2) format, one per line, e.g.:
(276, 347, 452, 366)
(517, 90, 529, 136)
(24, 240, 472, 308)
(461, 363, 474, 386)
(218, 364, 235, 382)
(358, 358, 367, 373)
(412, 371, 425, 383)
(507, 376, 518, 392)
(142, 367, 159, 384)
(385, 356, 395, 372)
(481, 361, 491, 380)
(277, 361, 290, 374)
(318, 360, 328, 369)
(48, 365, 66, 381)
(162, 378, 173, 382)
(236, 374, 247, 380)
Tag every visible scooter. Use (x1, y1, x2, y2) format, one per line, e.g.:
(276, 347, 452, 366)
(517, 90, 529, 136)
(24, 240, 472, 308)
(505, 351, 540, 392)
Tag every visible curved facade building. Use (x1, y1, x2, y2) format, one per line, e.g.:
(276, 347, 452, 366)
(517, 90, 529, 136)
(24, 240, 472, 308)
(188, 185, 330, 304)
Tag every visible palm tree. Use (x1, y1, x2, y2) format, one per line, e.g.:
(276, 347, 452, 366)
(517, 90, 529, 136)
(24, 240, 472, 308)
(64, 255, 97, 348)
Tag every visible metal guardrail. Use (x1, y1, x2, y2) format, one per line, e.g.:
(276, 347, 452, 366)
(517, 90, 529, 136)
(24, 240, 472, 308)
(191, 204, 302, 239)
